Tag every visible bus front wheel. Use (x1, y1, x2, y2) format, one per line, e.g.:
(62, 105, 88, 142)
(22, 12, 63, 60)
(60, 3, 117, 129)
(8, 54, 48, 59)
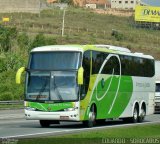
(39, 120, 50, 127)
(83, 105, 96, 128)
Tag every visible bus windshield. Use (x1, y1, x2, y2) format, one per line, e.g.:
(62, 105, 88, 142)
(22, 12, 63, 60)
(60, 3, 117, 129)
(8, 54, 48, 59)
(25, 51, 81, 102)
(26, 71, 78, 102)
(156, 83, 160, 92)
(29, 52, 81, 70)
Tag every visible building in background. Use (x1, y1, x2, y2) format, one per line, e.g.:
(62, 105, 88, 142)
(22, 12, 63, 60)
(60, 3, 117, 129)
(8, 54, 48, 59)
(72, 0, 85, 7)
(111, 0, 141, 9)
(0, 0, 43, 13)
(47, 0, 68, 9)
(47, 0, 58, 3)
(73, 0, 111, 9)
(85, 0, 111, 9)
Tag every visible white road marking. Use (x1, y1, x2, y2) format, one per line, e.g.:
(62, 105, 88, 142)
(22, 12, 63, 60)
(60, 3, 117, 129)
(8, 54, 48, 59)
(0, 121, 160, 139)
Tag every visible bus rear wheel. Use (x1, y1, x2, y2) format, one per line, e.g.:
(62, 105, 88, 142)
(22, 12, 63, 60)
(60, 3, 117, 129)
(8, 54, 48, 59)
(96, 119, 106, 125)
(138, 106, 146, 123)
(83, 105, 96, 128)
(131, 106, 138, 123)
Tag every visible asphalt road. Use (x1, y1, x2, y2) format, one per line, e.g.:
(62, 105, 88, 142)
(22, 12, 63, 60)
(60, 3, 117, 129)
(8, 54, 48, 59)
(0, 109, 159, 139)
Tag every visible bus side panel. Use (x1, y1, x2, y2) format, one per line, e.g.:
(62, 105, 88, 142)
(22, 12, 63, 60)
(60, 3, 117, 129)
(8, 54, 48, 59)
(148, 93, 155, 115)
(80, 75, 155, 120)
(80, 75, 97, 121)
(80, 74, 134, 120)
(94, 75, 133, 119)
(120, 77, 155, 118)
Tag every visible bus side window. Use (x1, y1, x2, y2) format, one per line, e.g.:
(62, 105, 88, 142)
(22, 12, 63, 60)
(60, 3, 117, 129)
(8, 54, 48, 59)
(81, 51, 91, 99)
(120, 55, 154, 77)
(92, 51, 106, 74)
(102, 56, 120, 75)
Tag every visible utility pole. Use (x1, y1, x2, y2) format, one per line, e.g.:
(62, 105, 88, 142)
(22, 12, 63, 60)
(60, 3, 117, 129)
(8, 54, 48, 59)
(62, 9, 66, 37)
(39, 0, 41, 18)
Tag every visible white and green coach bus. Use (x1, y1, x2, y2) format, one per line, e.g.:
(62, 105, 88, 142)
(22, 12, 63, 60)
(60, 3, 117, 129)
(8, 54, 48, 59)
(16, 45, 155, 127)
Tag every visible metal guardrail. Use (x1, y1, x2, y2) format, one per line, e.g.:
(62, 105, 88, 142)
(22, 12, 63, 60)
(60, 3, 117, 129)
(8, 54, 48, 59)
(0, 100, 24, 105)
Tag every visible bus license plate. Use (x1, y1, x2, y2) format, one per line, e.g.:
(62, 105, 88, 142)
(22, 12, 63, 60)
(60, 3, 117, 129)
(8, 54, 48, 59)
(60, 116, 69, 120)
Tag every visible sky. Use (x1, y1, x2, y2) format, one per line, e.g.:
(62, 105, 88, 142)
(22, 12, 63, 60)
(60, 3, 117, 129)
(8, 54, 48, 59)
(142, 0, 160, 6)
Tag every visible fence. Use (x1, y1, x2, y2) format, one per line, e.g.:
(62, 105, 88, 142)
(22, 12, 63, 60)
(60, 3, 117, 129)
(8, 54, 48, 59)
(3, 21, 160, 46)
(0, 100, 23, 105)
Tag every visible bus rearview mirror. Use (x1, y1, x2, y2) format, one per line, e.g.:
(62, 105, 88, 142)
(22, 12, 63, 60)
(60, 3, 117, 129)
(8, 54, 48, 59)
(78, 67, 84, 85)
(16, 67, 26, 84)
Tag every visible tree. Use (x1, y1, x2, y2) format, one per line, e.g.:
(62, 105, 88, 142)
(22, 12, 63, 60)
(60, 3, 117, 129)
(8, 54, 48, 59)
(0, 25, 17, 52)
(30, 33, 46, 50)
(45, 36, 57, 45)
(17, 32, 30, 51)
(29, 33, 57, 51)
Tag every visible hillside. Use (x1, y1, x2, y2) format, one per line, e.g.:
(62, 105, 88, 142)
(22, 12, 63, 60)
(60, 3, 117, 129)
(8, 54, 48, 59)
(0, 7, 160, 58)
(0, 7, 160, 101)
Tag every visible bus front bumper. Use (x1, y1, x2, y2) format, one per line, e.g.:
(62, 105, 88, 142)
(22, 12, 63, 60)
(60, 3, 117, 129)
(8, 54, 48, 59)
(25, 109, 80, 121)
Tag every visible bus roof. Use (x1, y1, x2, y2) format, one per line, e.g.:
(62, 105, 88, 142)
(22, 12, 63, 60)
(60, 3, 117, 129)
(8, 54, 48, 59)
(31, 45, 83, 52)
(31, 45, 154, 59)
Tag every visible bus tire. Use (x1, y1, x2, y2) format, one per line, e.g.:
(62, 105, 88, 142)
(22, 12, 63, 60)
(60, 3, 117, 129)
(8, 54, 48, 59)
(96, 119, 106, 125)
(83, 105, 96, 128)
(122, 118, 130, 123)
(138, 105, 146, 123)
(39, 120, 50, 127)
(131, 105, 139, 123)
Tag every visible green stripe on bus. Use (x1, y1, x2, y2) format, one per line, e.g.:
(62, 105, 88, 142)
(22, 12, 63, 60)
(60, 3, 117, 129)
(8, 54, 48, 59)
(81, 75, 133, 120)
(28, 102, 74, 112)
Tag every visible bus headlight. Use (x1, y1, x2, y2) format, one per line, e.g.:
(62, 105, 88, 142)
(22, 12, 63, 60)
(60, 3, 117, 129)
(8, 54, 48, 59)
(24, 101, 29, 107)
(64, 108, 76, 111)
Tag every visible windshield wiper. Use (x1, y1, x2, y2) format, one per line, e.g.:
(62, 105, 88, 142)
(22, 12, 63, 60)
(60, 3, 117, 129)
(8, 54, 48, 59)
(54, 84, 63, 101)
(54, 82, 63, 101)
(36, 78, 48, 101)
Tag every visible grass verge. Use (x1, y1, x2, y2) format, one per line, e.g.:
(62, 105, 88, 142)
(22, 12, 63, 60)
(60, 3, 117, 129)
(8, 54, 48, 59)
(18, 123, 160, 144)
